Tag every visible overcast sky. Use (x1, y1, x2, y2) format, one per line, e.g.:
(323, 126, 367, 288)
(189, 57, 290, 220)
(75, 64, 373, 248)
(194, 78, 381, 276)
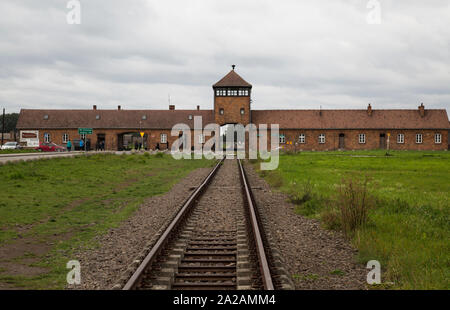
(1, 0, 449, 113)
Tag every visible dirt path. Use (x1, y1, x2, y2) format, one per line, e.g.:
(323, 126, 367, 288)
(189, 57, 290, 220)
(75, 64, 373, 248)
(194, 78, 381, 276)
(244, 161, 367, 290)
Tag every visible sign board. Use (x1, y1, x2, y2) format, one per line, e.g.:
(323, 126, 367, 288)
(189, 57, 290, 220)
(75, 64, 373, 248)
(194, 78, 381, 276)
(387, 133, 391, 137)
(140, 132, 145, 137)
(20, 130, 39, 147)
(78, 128, 93, 135)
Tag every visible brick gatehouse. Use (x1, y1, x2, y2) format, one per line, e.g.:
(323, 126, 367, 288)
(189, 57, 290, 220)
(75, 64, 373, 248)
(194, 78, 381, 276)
(16, 68, 449, 151)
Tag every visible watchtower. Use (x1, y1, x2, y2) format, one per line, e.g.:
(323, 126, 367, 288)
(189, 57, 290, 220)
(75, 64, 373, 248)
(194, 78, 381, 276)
(213, 66, 252, 126)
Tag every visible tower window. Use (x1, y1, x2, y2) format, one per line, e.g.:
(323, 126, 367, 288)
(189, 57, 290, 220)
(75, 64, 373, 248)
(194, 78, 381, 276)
(240, 108, 245, 115)
(219, 108, 224, 115)
(238, 88, 249, 96)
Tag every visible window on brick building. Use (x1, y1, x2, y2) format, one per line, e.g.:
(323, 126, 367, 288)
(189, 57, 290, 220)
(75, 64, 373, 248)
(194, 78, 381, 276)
(435, 133, 442, 144)
(359, 134, 366, 144)
(319, 134, 325, 144)
(44, 133, 50, 143)
(62, 134, 69, 143)
(240, 108, 245, 115)
(397, 134, 404, 144)
(279, 134, 285, 144)
(188, 114, 193, 120)
(161, 134, 167, 144)
(219, 108, 224, 115)
(299, 134, 305, 144)
(80, 134, 86, 140)
(416, 134, 423, 144)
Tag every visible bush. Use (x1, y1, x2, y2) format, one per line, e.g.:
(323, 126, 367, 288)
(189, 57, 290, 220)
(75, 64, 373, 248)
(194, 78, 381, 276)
(321, 207, 341, 230)
(335, 176, 373, 236)
(155, 152, 164, 158)
(289, 179, 313, 205)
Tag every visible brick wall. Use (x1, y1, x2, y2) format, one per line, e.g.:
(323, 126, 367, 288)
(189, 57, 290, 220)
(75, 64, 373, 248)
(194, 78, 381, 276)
(269, 129, 448, 151)
(214, 96, 250, 126)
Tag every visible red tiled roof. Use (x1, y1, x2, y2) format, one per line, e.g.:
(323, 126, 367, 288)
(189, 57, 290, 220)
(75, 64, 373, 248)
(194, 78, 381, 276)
(16, 109, 215, 129)
(251, 109, 450, 129)
(16, 108, 449, 130)
(213, 70, 252, 88)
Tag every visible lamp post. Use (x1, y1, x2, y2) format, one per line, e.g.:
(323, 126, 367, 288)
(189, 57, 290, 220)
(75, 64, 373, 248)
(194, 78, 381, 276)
(1, 108, 5, 146)
(139, 120, 142, 151)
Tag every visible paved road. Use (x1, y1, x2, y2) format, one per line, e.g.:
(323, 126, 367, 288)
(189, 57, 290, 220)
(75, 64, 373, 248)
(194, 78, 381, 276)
(0, 151, 107, 164)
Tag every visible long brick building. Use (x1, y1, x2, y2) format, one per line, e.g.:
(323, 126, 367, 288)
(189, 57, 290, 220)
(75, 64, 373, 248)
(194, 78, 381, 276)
(16, 68, 449, 151)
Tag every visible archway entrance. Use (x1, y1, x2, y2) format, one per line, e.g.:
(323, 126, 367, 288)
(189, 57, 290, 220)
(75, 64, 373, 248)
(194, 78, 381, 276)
(220, 124, 245, 152)
(117, 132, 148, 151)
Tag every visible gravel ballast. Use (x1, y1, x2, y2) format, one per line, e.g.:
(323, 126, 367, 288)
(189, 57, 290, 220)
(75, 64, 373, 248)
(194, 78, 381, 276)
(68, 167, 212, 290)
(244, 161, 367, 290)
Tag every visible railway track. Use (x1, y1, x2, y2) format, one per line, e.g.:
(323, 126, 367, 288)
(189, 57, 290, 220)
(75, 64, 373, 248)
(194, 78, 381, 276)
(122, 158, 276, 290)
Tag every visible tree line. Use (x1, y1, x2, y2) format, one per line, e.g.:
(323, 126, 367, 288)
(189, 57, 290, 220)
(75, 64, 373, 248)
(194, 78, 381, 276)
(1, 113, 19, 133)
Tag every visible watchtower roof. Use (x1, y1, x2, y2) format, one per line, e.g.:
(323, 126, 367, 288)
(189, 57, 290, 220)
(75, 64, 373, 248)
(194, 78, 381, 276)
(213, 69, 252, 88)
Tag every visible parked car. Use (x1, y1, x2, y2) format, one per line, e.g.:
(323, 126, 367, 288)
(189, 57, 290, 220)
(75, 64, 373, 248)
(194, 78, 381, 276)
(1, 142, 22, 150)
(35, 142, 66, 152)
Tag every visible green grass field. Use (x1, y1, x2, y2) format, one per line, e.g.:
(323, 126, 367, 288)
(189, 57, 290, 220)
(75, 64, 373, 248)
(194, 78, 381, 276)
(254, 150, 449, 290)
(0, 153, 214, 289)
(0, 149, 39, 154)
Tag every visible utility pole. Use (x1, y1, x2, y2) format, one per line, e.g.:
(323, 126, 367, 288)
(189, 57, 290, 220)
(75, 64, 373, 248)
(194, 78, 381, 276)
(1, 108, 5, 146)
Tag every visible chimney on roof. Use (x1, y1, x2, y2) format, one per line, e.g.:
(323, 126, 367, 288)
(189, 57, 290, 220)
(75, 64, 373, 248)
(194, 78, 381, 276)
(169, 105, 175, 111)
(93, 105, 97, 110)
(418, 103, 425, 117)
(197, 105, 200, 111)
(118, 105, 121, 110)
(367, 103, 372, 116)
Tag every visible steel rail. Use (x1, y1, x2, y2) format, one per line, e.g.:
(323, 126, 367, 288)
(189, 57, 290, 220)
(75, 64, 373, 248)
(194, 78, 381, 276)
(123, 158, 224, 290)
(238, 159, 274, 290)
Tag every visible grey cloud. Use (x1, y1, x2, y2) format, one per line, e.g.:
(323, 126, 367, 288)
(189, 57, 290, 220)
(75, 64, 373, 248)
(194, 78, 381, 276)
(0, 0, 449, 113)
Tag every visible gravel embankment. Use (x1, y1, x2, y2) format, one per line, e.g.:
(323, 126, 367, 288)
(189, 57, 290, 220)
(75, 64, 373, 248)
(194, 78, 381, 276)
(192, 159, 243, 232)
(68, 167, 212, 290)
(244, 161, 367, 290)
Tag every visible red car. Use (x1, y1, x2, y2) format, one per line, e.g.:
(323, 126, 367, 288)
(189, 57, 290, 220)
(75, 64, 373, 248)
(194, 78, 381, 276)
(35, 142, 66, 152)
